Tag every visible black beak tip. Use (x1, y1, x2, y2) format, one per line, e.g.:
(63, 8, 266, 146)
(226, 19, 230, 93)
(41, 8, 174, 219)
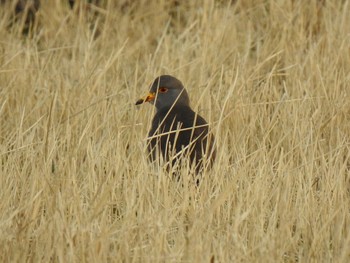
(135, 99, 144, 105)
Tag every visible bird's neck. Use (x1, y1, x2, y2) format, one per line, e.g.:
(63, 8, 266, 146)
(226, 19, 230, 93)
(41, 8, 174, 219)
(157, 104, 192, 114)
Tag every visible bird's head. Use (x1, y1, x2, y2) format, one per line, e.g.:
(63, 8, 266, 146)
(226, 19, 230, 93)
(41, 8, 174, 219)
(136, 75, 190, 111)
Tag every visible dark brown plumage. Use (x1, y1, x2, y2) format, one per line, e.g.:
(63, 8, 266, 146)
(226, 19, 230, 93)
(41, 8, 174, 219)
(136, 75, 216, 174)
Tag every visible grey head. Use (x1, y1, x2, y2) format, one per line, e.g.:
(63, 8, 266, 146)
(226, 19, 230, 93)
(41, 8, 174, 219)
(136, 75, 190, 111)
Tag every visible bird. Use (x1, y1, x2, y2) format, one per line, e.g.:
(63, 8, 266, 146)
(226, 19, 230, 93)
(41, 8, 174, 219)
(136, 75, 216, 175)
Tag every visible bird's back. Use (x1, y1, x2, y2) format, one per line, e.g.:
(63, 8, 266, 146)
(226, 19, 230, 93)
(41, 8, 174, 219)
(147, 105, 216, 172)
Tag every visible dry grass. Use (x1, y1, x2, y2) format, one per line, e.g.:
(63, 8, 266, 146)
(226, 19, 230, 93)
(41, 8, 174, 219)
(1, 0, 350, 262)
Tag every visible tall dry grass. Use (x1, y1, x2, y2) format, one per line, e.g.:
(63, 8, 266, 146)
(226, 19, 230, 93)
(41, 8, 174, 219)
(0, 0, 349, 262)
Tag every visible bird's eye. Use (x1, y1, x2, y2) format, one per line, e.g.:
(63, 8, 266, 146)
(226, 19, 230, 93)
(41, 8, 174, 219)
(159, 87, 168, 93)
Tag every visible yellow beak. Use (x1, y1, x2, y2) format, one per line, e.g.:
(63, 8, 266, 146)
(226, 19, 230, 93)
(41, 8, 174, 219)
(135, 92, 156, 105)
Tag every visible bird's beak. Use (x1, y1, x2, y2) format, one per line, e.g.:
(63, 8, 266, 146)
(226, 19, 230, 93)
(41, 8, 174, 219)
(135, 92, 156, 105)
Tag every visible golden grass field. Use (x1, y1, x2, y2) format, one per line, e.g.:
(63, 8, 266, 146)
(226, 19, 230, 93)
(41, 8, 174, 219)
(0, 0, 349, 262)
